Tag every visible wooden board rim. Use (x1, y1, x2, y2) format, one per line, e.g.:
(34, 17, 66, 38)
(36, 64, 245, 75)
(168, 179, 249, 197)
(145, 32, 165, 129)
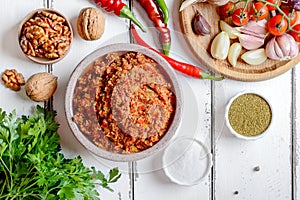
(179, 3, 300, 82)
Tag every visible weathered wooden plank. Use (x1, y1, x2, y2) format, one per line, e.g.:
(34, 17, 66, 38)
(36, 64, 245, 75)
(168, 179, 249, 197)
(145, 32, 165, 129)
(0, 0, 44, 115)
(133, 76, 212, 200)
(131, 1, 213, 199)
(52, 0, 132, 199)
(214, 72, 293, 200)
(293, 63, 300, 200)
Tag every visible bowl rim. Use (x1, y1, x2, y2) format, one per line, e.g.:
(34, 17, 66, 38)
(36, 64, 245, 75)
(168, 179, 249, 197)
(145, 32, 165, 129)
(225, 90, 273, 140)
(18, 8, 73, 65)
(65, 43, 183, 162)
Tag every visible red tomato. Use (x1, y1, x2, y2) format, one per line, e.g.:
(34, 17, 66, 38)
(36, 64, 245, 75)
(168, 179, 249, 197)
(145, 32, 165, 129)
(219, 2, 235, 19)
(266, 0, 281, 11)
(249, 2, 269, 21)
(289, 24, 300, 42)
(232, 8, 250, 26)
(283, 8, 298, 26)
(268, 15, 288, 36)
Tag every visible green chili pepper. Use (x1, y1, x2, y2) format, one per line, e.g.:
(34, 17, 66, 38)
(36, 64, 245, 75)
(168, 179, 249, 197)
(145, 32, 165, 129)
(94, 0, 146, 32)
(120, 5, 146, 32)
(137, 0, 171, 55)
(155, 0, 169, 24)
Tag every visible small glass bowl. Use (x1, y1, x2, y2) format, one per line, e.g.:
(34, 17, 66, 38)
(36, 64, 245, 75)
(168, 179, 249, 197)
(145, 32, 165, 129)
(225, 91, 273, 140)
(162, 137, 212, 185)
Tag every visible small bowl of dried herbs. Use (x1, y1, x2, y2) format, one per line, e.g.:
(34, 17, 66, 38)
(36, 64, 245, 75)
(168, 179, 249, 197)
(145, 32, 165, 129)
(225, 91, 273, 140)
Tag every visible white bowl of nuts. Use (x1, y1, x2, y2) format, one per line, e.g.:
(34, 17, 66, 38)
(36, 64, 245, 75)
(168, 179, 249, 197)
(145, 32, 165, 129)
(18, 8, 73, 65)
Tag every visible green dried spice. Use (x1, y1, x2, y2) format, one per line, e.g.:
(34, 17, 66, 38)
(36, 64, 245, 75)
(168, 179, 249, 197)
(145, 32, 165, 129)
(228, 93, 272, 137)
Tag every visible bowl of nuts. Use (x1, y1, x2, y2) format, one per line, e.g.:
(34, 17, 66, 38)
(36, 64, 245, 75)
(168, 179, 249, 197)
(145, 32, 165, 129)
(65, 43, 183, 162)
(18, 8, 73, 64)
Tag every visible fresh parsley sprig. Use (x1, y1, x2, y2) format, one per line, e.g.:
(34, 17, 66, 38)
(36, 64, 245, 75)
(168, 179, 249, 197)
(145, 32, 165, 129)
(0, 105, 121, 200)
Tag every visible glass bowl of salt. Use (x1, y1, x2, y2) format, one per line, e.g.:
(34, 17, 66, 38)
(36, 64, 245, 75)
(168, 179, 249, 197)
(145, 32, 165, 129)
(162, 137, 212, 186)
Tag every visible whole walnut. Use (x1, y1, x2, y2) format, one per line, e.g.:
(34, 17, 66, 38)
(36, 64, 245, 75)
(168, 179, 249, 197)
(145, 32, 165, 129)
(77, 7, 105, 41)
(25, 72, 57, 102)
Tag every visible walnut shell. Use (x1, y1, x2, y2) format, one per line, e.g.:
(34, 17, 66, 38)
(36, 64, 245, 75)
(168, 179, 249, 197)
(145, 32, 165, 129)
(77, 7, 105, 40)
(25, 72, 57, 102)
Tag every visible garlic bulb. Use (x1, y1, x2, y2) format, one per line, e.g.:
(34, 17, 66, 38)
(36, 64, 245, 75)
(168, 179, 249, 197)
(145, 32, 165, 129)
(180, 0, 229, 11)
(237, 20, 267, 50)
(236, 19, 268, 38)
(266, 34, 299, 61)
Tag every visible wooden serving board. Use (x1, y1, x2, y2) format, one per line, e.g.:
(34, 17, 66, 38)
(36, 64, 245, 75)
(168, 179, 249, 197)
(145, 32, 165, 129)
(179, 2, 300, 82)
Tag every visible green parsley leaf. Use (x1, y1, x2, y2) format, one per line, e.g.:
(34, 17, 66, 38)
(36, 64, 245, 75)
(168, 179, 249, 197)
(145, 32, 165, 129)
(0, 105, 121, 200)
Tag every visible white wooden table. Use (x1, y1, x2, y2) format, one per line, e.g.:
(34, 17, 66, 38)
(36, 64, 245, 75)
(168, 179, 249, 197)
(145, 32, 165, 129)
(0, 0, 299, 199)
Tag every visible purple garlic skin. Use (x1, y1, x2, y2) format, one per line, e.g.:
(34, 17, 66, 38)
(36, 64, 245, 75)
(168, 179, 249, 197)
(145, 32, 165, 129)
(288, 0, 300, 11)
(266, 34, 299, 60)
(192, 11, 211, 36)
(237, 19, 267, 50)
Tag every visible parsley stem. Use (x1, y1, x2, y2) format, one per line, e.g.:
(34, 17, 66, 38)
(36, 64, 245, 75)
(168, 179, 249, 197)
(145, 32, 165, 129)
(45, 186, 61, 198)
(18, 180, 38, 193)
(0, 158, 10, 184)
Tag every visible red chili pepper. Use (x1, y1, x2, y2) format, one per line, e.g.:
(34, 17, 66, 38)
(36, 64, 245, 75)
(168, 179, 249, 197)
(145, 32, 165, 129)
(136, 0, 171, 56)
(94, 0, 145, 32)
(130, 25, 223, 81)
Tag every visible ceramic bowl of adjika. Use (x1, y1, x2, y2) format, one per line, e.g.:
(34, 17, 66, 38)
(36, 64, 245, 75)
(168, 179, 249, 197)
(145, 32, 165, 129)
(225, 91, 273, 140)
(65, 43, 183, 161)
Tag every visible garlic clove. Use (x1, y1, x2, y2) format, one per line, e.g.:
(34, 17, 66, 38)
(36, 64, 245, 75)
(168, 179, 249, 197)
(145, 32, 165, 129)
(237, 28, 266, 39)
(276, 35, 291, 57)
(286, 34, 299, 59)
(266, 37, 281, 60)
(180, 0, 202, 11)
(180, 0, 229, 10)
(236, 19, 268, 37)
(193, 11, 211, 35)
(241, 48, 267, 65)
(220, 20, 239, 39)
(274, 40, 284, 59)
(228, 42, 242, 67)
(239, 34, 265, 50)
(208, 0, 229, 6)
(235, 20, 267, 50)
(210, 31, 230, 60)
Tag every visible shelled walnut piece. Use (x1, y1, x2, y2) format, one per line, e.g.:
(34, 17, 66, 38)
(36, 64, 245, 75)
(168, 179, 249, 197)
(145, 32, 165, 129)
(1, 69, 25, 91)
(19, 10, 72, 59)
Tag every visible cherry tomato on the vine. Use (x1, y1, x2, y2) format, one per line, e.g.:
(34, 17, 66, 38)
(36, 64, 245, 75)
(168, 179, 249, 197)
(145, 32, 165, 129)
(266, 0, 281, 11)
(219, 2, 235, 19)
(268, 15, 288, 36)
(283, 7, 298, 26)
(249, 2, 269, 21)
(289, 24, 300, 42)
(232, 8, 250, 26)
